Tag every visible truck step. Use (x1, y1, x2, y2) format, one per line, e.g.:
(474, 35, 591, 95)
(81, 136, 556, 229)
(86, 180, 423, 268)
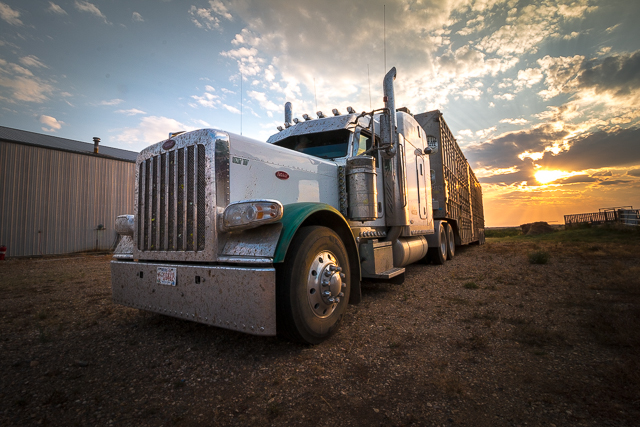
(362, 267, 405, 280)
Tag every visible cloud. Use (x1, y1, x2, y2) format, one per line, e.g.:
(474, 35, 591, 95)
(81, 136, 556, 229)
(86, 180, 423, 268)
(115, 108, 146, 115)
(19, 55, 47, 69)
(538, 127, 640, 171)
(191, 85, 221, 108)
(39, 115, 64, 132)
(466, 123, 571, 172)
(626, 168, 640, 177)
(605, 23, 620, 34)
(576, 50, 640, 98)
(457, 14, 486, 36)
(74, 1, 109, 24)
(189, 0, 232, 31)
(98, 99, 124, 106)
(537, 54, 584, 99)
(132, 12, 144, 22)
(598, 179, 631, 186)
(47, 2, 67, 15)
(555, 174, 597, 184)
(0, 2, 22, 25)
(0, 62, 54, 103)
(247, 90, 279, 113)
(223, 104, 240, 114)
(115, 116, 195, 146)
(500, 118, 528, 125)
(493, 93, 514, 100)
(516, 67, 543, 89)
(474, 1, 589, 57)
(476, 126, 497, 139)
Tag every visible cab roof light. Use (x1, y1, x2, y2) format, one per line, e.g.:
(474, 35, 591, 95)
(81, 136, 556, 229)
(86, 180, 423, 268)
(332, 108, 341, 116)
(317, 111, 326, 118)
(277, 126, 284, 131)
(293, 118, 301, 124)
(284, 122, 292, 128)
(346, 106, 355, 114)
(302, 113, 312, 121)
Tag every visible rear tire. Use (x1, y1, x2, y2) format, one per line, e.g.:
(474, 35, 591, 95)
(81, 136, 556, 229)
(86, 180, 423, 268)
(445, 223, 455, 260)
(276, 226, 350, 344)
(428, 223, 447, 265)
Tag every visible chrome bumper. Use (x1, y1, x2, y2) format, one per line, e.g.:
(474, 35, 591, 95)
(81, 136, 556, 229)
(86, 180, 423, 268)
(111, 260, 276, 336)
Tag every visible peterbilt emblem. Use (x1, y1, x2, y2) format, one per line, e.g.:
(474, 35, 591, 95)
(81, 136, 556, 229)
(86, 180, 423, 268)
(275, 171, 289, 180)
(162, 140, 176, 150)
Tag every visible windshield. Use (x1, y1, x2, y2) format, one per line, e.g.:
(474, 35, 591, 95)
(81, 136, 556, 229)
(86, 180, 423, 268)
(273, 129, 351, 159)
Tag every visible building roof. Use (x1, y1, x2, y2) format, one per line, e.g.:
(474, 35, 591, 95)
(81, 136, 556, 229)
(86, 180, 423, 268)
(0, 126, 138, 162)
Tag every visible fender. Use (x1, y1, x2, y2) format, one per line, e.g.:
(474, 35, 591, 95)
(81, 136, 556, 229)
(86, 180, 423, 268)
(274, 202, 361, 304)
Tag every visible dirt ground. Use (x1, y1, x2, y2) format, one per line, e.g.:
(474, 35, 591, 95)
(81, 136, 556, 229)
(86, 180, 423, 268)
(1, 233, 639, 426)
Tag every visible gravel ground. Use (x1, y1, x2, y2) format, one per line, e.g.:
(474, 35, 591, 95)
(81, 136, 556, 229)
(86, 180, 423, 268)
(1, 236, 639, 426)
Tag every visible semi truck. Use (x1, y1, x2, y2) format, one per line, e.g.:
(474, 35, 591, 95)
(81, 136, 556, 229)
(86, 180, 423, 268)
(111, 67, 484, 344)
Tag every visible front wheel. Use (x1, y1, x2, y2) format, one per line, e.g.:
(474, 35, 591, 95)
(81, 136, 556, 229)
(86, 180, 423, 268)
(276, 226, 351, 344)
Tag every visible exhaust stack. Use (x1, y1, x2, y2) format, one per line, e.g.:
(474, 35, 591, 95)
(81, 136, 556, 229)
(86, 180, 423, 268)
(380, 67, 408, 233)
(93, 137, 100, 154)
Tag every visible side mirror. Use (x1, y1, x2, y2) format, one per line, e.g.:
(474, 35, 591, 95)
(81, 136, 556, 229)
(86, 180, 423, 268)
(423, 147, 432, 155)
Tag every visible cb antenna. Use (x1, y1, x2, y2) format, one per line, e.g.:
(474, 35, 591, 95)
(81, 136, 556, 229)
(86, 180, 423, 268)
(384, 4, 386, 72)
(240, 69, 243, 135)
(314, 77, 318, 111)
(368, 64, 372, 110)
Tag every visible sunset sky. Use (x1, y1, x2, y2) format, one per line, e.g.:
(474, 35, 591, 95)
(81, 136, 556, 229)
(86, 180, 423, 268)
(1, 0, 638, 226)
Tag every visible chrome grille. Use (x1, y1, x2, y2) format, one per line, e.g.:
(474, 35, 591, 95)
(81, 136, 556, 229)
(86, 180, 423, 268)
(137, 144, 206, 252)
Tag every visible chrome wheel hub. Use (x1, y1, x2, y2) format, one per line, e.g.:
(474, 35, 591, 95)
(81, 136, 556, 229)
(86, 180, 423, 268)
(306, 250, 346, 318)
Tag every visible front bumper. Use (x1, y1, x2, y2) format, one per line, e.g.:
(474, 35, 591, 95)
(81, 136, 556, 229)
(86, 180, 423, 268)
(111, 260, 276, 336)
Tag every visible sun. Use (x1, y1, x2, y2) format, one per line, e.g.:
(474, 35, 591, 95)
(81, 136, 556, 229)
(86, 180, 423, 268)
(534, 170, 571, 185)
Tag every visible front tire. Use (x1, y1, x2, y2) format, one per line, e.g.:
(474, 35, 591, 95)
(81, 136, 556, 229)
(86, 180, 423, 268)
(276, 226, 351, 344)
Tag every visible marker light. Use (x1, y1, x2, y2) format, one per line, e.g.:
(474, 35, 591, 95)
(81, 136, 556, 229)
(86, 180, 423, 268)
(293, 118, 300, 124)
(277, 126, 284, 131)
(346, 106, 355, 114)
(317, 111, 326, 118)
(332, 108, 341, 116)
(220, 200, 283, 232)
(284, 122, 292, 128)
(303, 114, 312, 121)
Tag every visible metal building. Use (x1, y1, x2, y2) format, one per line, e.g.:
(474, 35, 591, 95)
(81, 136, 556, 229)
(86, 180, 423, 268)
(0, 126, 137, 257)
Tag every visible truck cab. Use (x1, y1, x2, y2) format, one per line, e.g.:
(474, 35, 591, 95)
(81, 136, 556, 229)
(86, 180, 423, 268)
(111, 67, 482, 344)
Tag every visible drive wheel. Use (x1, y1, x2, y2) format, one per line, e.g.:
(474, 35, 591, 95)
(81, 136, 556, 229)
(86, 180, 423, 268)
(428, 223, 447, 265)
(276, 226, 350, 344)
(445, 223, 455, 260)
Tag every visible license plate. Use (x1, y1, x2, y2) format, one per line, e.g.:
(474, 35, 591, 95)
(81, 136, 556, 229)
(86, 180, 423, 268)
(157, 267, 177, 286)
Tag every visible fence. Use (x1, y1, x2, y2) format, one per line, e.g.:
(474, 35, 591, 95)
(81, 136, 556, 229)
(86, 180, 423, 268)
(564, 207, 639, 227)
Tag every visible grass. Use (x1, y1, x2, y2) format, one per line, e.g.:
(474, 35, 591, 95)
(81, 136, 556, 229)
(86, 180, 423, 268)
(528, 250, 550, 264)
(487, 223, 640, 244)
(485, 228, 521, 238)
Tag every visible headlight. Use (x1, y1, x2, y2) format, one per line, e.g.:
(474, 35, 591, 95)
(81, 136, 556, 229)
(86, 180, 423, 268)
(221, 200, 283, 232)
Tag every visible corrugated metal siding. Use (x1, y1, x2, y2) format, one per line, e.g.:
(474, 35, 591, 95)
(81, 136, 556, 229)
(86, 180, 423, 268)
(0, 126, 138, 162)
(0, 142, 135, 257)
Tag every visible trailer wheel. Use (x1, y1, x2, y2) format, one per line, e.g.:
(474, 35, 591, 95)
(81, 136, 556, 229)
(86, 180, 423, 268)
(276, 226, 350, 344)
(428, 223, 447, 265)
(445, 223, 455, 260)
